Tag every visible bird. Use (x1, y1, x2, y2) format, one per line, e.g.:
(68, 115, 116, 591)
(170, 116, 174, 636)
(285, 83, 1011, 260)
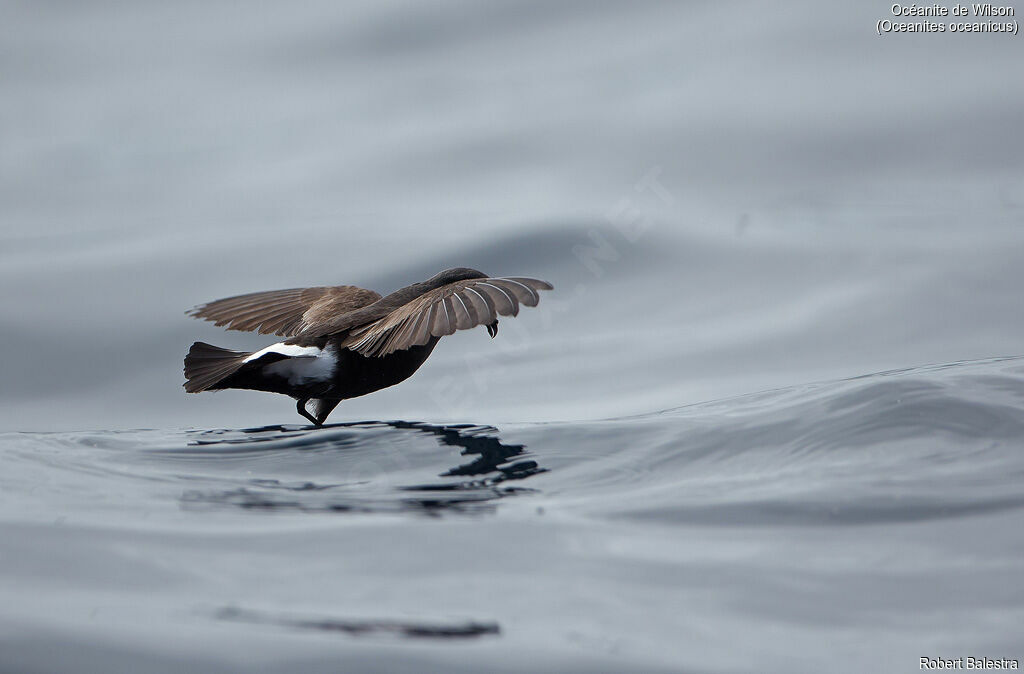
(183, 267, 553, 426)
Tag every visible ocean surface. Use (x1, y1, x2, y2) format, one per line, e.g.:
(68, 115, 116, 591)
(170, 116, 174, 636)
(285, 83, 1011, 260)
(2, 2, 1023, 672)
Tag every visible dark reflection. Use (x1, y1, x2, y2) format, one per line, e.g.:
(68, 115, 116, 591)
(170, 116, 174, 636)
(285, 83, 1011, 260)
(215, 606, 499, 639)
(387, 420, 546, 480)
(179, 421, 547, 516)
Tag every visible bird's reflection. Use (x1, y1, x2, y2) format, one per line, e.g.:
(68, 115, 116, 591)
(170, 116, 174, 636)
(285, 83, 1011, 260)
(180, 421, 547, 516)
(386, 420, 546, 483)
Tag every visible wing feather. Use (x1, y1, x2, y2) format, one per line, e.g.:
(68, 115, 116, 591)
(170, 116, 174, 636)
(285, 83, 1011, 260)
(430, 300, 451, 336)
(451, 291, 476, 329)
(492, 278, 541, 306)
(462, 286, 496, 325)
(410, 306, 433, 345)
(476, 282, 518, 316)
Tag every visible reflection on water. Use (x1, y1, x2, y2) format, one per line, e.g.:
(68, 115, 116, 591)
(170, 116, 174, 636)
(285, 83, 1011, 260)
(179, 421, 546, 516)
(215, 606, 500, 640)
(392, 420, 546, 481)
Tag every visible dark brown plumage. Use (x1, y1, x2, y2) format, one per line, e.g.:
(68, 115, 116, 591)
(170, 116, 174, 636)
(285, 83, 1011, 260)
(187, 285, 383, 336)
(183, 268, 553, 425)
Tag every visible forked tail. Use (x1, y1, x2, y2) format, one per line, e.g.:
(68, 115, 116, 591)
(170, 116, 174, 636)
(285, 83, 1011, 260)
(183, 342, 250, 393)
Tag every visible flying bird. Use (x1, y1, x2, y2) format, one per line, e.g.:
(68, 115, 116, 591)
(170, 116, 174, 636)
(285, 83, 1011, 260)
(183, 268, 553, 425)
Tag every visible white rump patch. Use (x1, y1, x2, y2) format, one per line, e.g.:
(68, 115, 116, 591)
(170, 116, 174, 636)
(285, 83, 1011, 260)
(243, 342, 322, 363)
(244, 342, 337, 386)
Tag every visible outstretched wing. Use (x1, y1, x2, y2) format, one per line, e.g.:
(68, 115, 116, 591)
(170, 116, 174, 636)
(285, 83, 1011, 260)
(342, 277, 552, 357)
(188, 285, 382, 337)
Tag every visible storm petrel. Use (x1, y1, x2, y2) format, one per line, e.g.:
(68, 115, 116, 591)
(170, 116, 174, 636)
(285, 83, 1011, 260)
(183, 267, 553, 425)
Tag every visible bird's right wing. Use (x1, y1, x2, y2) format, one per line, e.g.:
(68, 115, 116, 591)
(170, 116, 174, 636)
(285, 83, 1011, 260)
(342, 277, 552, 357)
(188, 285, 382, 337)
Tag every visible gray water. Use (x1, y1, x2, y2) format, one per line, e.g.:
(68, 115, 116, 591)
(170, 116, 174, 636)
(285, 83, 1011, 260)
(2, 2, 1023, 672)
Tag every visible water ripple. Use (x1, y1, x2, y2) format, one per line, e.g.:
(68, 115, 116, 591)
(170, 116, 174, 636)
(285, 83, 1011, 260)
(2, 358, 1023, 529)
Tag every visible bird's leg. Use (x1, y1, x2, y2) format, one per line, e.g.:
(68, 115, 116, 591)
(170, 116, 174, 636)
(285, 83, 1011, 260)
(313, 399, 342, 425)
(295, 398, 321, 427)
(486, 320, 499, 338)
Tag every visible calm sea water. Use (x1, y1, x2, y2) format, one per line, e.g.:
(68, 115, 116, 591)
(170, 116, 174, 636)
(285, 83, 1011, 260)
(2, 2, 1023, 672)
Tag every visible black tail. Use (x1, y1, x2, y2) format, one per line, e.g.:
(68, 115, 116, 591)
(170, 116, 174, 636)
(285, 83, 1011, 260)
(183, 342, 250, 393)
